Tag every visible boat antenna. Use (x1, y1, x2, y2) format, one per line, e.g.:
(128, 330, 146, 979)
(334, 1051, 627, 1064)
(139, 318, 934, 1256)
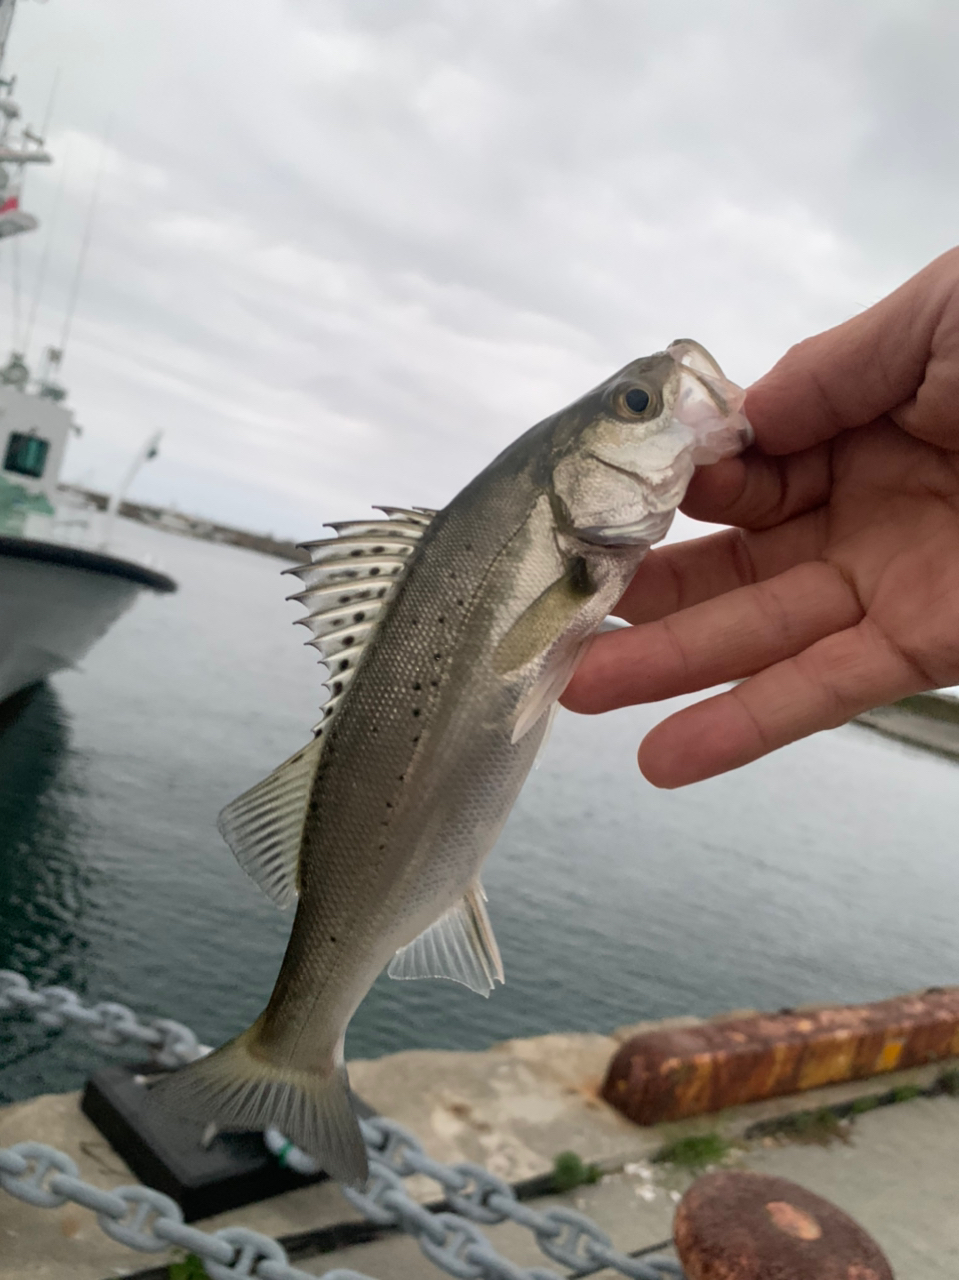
(25, 151, 65, 359)
(101, 429, 162, 549)
(57, 112, 112, 368)
(39, 65, 58, 136)
(11, 223, 21, 345)
(25, 72, 64, 360)
(0, 1, 17, 78)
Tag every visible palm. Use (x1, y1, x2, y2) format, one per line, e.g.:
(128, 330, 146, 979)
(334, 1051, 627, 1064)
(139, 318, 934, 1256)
(563, 247, 959, 787)
(824, 425, 959, 688)
(562, 421, 959, 788)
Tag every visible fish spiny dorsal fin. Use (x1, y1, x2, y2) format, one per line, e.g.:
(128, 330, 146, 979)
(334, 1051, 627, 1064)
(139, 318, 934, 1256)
(375, 505, 436, 525)
(283, 506, 435, 730)
(221, 508, 435, 910)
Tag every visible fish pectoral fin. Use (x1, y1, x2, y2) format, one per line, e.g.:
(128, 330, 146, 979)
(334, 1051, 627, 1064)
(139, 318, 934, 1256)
(388, 882, 504, 997)
(217, 737, 324, 910)
(510, 633, 592, 744)
(492, 558, 597, 744)
(533, 701, 560, 769)
(492, 557, 595, 677)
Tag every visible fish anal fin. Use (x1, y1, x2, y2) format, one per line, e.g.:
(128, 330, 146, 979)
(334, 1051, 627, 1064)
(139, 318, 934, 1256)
(388, 882, 504, 996)
(217, 737, 324, 910)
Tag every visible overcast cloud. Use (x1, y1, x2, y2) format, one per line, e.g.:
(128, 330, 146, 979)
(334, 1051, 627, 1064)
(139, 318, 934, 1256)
(1, 0, 957, 541)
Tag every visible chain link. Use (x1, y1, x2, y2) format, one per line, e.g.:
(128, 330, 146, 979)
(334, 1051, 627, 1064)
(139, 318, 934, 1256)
(0, 1140, 78, 1207)
(342, 1118, 682, 1280)
(0, 1140, 339, 1279)
(1, 970, 684, 1280)
(0, 969, 203, 1067)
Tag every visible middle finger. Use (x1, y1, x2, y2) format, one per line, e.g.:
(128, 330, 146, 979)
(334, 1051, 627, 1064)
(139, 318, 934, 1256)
(563, 556, 863, 714)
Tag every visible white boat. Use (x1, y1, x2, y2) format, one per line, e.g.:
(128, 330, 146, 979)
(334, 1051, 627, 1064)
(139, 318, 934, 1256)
(0, 0, 176, 705)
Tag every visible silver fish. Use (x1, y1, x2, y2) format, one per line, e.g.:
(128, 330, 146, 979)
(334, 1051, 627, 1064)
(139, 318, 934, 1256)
(154, 340, 751, 1184)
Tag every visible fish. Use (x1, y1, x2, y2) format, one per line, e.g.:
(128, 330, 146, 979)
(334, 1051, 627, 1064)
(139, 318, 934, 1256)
(153, 339, 752, 1185)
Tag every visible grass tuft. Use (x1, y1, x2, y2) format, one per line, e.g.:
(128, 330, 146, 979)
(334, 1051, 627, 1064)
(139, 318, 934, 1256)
(938, 1068, 959, 1097)
(751, 1107, 849, 1146)
(890, 1084, 922, 1104)
(850, 1095, 880, 1115)
(169, 1255, 211, 1280)
(551, 1150, 602, 1192)
(652, 1132, 730, 1169)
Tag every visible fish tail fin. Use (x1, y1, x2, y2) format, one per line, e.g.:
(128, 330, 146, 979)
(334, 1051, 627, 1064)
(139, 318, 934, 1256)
(150, 1023, 368, 1186)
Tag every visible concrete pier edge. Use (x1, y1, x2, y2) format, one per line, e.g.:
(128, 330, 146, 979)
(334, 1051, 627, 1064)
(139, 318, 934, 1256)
(2, 1002, 958, 1279)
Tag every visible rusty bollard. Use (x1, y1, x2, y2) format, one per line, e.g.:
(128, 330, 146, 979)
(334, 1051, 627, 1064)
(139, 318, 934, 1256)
(673, 1171, 894, 1279)
(604, 987, 959, 1125)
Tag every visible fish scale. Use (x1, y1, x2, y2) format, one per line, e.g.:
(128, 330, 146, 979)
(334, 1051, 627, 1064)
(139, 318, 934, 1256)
(153, 339, 752, 1185)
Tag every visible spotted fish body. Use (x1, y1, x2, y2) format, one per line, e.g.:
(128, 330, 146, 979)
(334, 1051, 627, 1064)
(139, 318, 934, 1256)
(154, 341, 752, 1184)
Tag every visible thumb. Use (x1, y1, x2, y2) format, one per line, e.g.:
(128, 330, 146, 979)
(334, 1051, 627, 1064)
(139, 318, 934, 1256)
(745, 247, 959, 456)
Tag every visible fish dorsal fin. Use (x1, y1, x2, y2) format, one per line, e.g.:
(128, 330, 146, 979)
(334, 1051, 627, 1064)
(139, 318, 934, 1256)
(217, 737, 324, 909)
(283, 506, 435, 727)
(388, 881, 504, 996)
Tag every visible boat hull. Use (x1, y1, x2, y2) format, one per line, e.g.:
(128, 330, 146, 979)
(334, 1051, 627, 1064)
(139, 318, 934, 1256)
(0, 536, 176, 703)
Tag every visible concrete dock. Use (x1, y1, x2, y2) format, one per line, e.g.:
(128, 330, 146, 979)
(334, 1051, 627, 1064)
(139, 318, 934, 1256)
(855, 691, 959, 761)
(2, 1013, 957, 1280)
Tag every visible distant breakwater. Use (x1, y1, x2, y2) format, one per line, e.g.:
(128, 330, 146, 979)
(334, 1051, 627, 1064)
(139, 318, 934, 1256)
(61, 484, 299, 561)
(854, 692, 959, 761)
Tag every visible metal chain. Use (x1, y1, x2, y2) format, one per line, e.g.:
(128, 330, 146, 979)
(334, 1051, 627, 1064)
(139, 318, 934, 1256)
(1, 1136, 682, 1280)
(0, 969, 203, 1067)
(352, 1116, 684, 1279)
(1, 970, 685, 1280)
(0, 1141, 372, 1280)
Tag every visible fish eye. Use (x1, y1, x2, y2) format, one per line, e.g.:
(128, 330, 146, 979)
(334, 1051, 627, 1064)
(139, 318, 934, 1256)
(623, 387, 651, 415)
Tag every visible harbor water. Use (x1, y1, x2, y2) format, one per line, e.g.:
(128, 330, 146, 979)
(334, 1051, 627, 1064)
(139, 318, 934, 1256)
(2, 519, 958, 1104)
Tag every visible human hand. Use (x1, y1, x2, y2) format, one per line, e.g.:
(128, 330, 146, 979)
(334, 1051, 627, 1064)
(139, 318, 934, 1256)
(562, 248, 959, 787)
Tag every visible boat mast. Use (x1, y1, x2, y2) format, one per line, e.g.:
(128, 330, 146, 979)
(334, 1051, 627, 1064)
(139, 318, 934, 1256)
(0, 0, 16, 73)
(0, 0, 51, 248)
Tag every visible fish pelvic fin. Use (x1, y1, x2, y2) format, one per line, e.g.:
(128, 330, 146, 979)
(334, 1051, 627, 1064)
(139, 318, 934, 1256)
(388, 881, 504, 997)
(150, 1025, 368, 1187)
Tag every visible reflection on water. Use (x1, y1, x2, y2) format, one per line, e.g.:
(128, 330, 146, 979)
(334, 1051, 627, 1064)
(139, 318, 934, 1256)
(0, 684, 101, 1099)
(1, 518, 958, 1103)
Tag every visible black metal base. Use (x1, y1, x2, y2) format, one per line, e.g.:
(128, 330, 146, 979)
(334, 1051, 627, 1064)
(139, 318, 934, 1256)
(81, 1063, 369, 1222)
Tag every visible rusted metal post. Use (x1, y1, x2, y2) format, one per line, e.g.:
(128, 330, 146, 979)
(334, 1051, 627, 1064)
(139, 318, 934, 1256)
(674, 1170, 894, 1279)
(604, 987, 959, 1124)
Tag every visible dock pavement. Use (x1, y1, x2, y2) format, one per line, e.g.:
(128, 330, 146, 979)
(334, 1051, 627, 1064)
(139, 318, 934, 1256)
(2, 1015, 957, 1279)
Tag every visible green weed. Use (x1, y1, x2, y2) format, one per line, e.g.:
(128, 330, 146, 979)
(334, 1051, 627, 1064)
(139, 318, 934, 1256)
(850, 1095, 880, 1115)
(169, 1254, 210, 1280)
(758, 1107, 849, 1146)
(652, 1132, 730, 1169)
(890, 1084, 922, 1104)
(551, 1150, 602, 1192)
(938, 1068, 959, 1097)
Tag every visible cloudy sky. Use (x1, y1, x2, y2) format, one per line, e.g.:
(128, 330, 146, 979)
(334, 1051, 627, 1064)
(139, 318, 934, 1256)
(2, 0, 957, 542)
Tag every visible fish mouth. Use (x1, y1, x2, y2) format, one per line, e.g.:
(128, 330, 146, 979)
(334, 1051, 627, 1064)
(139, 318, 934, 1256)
(576, 508, 676, 547)
(667, 341, 754, 462)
